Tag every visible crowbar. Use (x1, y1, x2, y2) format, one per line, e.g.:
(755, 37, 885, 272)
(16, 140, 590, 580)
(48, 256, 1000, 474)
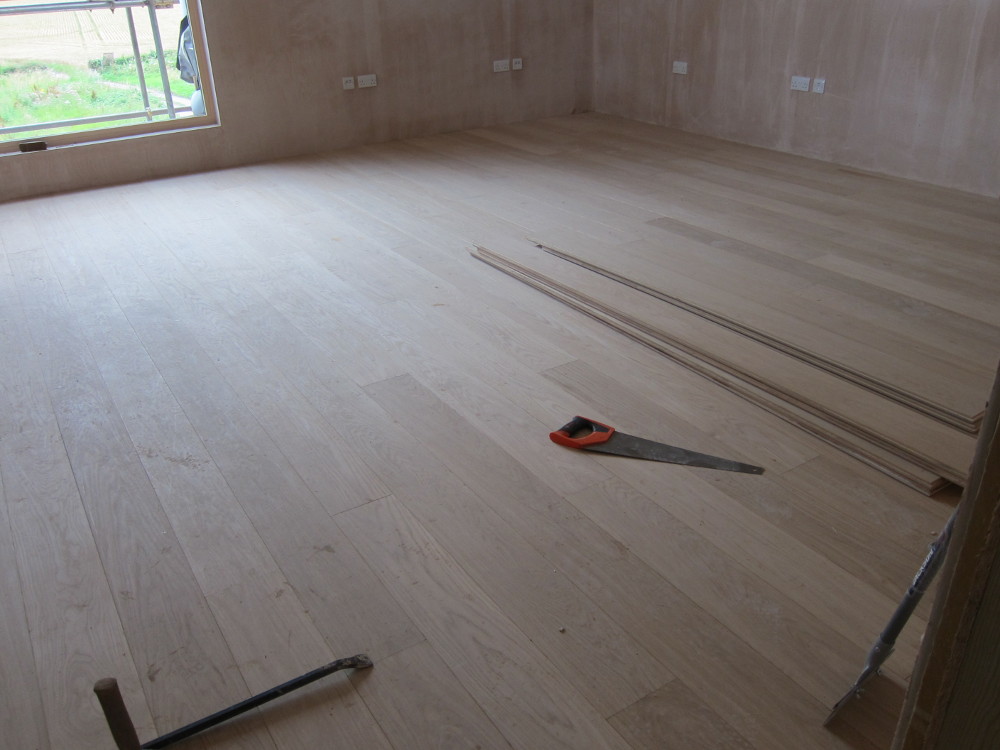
(94, 654, 373, 749)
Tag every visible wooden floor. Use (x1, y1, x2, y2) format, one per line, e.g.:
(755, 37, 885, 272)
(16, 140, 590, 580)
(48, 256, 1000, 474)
(1, 114, 996, 750)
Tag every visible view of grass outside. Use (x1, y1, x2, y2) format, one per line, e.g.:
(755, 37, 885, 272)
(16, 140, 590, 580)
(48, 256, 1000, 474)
(0, 4, 194, 143)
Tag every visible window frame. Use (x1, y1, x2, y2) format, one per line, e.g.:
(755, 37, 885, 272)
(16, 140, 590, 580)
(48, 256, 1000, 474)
(0, 0, 217, 155)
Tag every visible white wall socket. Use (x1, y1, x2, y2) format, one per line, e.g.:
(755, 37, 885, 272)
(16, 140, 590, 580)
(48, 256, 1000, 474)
(342, 76, 355, 90)
(812, 77, 826, 94)
(493, 59, 510, 73)
(512, 57, 523, 70)
(790, 75, 811, 92)
(672, 61, 688, 75)
(357, 73, 377, 88)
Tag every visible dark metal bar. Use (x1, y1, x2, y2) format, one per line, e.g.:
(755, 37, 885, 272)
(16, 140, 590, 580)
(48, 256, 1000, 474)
(140, 654, 373, 749)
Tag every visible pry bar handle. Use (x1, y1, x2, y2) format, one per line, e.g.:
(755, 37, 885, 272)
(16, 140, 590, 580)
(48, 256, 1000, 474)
(550, 416, 615, 449)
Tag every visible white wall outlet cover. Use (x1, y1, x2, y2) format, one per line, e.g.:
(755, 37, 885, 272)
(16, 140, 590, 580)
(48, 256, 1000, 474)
(672, 61, 688, 75)
(791, 75, 811, 91)
(493, 59, 510, 73)
(358, 74, 377, 88)
(512, 57, 523, 70)
(812, 78, 826, 94)
(342, 76, 355, 90)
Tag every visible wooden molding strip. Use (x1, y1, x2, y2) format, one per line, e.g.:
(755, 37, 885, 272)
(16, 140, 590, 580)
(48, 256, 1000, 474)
(532, 239, 983, 434)
(472, 245, 960, 494)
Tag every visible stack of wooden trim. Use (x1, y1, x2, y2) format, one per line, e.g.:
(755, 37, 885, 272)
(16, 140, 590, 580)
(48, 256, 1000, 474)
(536, 241, 983, 435)
(472, 242, 978, 495)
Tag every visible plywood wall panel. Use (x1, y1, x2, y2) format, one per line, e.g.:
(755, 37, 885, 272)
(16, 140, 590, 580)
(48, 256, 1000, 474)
(1, 0, 593, 203)
(595, 0, 1000, 196)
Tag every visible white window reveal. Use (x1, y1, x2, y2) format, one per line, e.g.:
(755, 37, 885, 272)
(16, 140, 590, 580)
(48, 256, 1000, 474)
(0, 0, 215, 153)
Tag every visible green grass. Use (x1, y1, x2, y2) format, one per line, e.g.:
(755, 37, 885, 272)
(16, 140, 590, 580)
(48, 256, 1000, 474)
(0, 51, 197, 142)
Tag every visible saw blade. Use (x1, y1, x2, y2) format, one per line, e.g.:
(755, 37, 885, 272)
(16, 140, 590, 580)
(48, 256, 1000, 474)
(586, 433, 764, 474)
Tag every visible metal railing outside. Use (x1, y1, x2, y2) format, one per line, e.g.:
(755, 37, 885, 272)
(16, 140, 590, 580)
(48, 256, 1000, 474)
(0, 0, 188, 139)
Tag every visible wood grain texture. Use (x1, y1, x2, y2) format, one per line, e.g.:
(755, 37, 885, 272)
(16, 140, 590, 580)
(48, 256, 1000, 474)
(38, 215, 390, 749)
(7, 244, 264, 744)
(0, 441, 50, 750)
(0, 116, 994, 749)
(610, 679, 754, 750)
(336, 496, 632, 750)
(545, 358, 951, 604)
(350, 640, 515, 750)
(0, 243, 157, 749)
(474, 243, 971, 491)
(361, 373, 673, 716)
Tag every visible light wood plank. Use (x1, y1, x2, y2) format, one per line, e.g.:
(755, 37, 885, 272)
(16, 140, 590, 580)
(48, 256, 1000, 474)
(41, 225, 393, 749)
(362, 373, 673, 716)
(544, 358, 949, 600)
(476, 243, 975, 487)
(609, 679, 754, 750)
(4, 115, 997, 750)
(351, 641, 515, 750)
(336, 496, 632, 750)
(0, 439, 51, 750)
(0, 247, 158, 749)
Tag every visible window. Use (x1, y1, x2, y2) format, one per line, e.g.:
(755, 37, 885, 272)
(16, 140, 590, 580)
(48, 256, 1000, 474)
(0, 0, 214, 153)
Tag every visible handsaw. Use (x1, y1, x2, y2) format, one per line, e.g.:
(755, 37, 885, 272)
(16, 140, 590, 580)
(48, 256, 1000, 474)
(549, 416, 764, 474)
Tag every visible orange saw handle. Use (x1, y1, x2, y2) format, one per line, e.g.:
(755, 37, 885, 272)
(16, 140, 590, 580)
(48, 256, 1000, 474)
(550, 416, 616, 448)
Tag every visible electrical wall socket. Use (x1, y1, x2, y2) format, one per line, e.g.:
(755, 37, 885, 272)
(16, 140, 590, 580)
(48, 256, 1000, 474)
(357, 74, 377, 88)
(672, 61, 688, 75)
(512, 57, 523, 70)
(812, 77, 826, 94)
(342, 76, 355, 90)
(790, 75, 811, 92)
(493, 59, 510, 73)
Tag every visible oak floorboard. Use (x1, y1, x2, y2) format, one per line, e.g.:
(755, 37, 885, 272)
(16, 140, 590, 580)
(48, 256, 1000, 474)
(532, 232, 989, 426)
(0, 428, 51, 750)
(477, 242, 977, 483)
(545, 358, 951, 598)
(356, 376, 672, 717)
(3, 113, 996, 750)
(9, 244, 261, 744)
(810, 252, 1000, 326)
(543, 362, 930, 674)
(69, 226, 423, 667)
(337, 496, 633, 750)
(565, 480, 881, 750)
(351, 640, 515, 750)
(609, 679, 754, 750)
(0, 245, 158, 749)
(41, 225, 394, 749)
(356, 369, 869, 748)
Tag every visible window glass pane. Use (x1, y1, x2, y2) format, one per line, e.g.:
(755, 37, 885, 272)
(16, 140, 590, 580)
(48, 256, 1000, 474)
(0, 0, 206, 145)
